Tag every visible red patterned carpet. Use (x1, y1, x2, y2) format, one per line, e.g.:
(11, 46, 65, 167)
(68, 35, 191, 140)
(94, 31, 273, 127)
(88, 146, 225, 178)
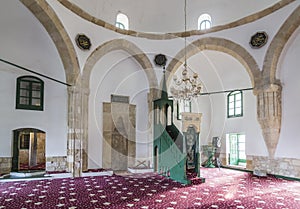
(19, 163, 45, 171)
(1, 168, 300, 208)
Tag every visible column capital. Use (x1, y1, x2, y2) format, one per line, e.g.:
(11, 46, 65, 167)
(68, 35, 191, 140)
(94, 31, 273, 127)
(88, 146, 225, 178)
(253, 83, 282, 95)
(255, 83, 282, 159)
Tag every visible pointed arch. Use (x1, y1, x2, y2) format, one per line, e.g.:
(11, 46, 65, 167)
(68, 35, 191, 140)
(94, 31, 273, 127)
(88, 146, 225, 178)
(81, 39, 158, 170)
(20, 0, 82, 175)
(262, 6, 300, 86)
(58, 0, 295, 40)
(20, 0, 80, 85)
(166, 37, 260, 88)
(82, 39, 158, 89)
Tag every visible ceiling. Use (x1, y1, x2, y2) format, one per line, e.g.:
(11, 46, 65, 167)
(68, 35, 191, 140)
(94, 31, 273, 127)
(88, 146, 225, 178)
(70, 0, 281, 33)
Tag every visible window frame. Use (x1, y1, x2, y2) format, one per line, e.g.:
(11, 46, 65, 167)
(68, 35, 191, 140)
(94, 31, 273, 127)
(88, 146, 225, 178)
(16, 76, 44, 111)
(115, 13, 129, 30)
(176, 100, 192, 120)
(227, 90, 243, 118)
(19, 133, 30, 150)
(199, 20, 211, 30)
(229, 133, 246, 166)
(115, 22, 126, 30)
(198, 14, 212, 30)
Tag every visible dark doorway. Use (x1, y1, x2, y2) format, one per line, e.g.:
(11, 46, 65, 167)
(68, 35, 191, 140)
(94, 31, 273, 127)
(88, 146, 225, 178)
(12, 128, 46, 172)
(185, 126, 197, 170)
(154, 146, 159, 172)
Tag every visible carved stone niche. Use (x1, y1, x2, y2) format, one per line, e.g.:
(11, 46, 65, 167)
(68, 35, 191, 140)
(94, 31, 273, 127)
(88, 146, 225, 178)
(103, 95, 136, 171)
(181, 112, 202, 170)
(181, 112, 202, 133)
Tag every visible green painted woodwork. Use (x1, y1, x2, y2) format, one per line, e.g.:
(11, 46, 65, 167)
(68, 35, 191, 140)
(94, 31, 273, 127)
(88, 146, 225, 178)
(152, 71, 202, 184)
(12, 130, 19, 172)
(274, 174, 300, 182)
(229, 133, 246, 165)
(16, 76, 44, 111)
(166, 125, 183, 152)
(227, 90, 243, 118)
(229, 134, 238, 165)
(154, 124, 190, 184)
(153, 72, 189, 184)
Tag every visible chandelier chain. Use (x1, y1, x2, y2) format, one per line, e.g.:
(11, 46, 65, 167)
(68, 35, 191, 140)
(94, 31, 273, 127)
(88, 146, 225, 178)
(170, 0, 202, 101)
(184, 0, 187, 67)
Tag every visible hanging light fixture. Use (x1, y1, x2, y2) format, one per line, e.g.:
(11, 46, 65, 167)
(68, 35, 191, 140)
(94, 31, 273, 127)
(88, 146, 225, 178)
(170, 0, 202, 101)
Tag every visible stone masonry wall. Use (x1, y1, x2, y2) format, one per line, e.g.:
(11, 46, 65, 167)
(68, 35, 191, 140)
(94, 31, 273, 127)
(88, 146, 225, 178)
(46, 156, 67, 172)
(0, 157, 11, 175)
(247, 155, 300, 178)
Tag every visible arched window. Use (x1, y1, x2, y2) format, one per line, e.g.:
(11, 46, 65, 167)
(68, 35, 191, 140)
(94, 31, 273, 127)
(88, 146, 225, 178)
(227, 90, 243, 118)
(198, 14, 212, 30)
(16, 76, 44, 111)
(115, 13, 129, 30)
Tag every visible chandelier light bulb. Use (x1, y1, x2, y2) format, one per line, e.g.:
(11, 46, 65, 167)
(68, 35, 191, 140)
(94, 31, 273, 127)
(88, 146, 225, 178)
(173, 75, 178, 82)
(193, 73, 198, 79)
(182, 68, 188, 76)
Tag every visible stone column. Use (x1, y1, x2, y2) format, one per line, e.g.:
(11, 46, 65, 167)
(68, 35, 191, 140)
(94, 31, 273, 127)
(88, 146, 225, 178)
(81, 87, 90, 172)
(254, 84, 282, 159)
(67, 85, 84, 177)
(147, 88, 160, 167)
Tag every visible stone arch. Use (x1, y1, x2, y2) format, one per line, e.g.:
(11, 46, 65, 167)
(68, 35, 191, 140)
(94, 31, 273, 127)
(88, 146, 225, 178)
(20, 0, 82, 176)
(57, 0, 294, 40)
(256, 6, 300, 159)
(82, 39, 158, 89)
(20, 0, 80, 85)
(166, 37, 260, 88)
(81, 39, 158, 171)
(262, 6, 300, 86)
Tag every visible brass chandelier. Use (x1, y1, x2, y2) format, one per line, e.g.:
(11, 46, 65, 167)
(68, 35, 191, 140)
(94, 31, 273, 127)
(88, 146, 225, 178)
(170, 0, 202, 101)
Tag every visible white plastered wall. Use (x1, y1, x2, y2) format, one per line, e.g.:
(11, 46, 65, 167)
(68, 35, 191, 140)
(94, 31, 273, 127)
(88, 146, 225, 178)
(276, 27, 300, 159)
(0, 0, 68, 158)
(69, 0, 280, 33)
(172, 50, 267, 157)
(88, 50, 150, 168)
(1, 0, 299, 169)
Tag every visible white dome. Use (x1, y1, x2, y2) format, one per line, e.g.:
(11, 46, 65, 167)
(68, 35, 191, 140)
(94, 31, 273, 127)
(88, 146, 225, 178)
(70, 0, 281, 32)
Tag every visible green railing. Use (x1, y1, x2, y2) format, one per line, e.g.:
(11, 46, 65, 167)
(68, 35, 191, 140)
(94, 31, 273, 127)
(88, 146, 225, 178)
(166, 125, 184, 152)
(154, 124, 190, 184)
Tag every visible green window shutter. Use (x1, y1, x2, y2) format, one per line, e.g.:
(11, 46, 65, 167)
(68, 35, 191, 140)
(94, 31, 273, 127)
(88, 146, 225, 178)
(227, 90, 243, 118)
(16, 76, 44, 111)
(229, 133, 246, 166)
(237, 134, 246, 163)
(229, 134, 238, 165)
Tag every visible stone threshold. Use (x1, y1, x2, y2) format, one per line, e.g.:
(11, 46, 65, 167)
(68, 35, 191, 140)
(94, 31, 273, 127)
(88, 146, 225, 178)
(221, 165, 252, 173)
(223, 165, 300, 182)
(0, 169, 113, 182)
(128, 167, 154, 173)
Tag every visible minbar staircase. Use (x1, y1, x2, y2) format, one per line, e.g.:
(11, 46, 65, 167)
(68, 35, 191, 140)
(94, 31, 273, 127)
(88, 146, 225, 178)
(153, 70, 204, 185)
(154, 124, 204, 185)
